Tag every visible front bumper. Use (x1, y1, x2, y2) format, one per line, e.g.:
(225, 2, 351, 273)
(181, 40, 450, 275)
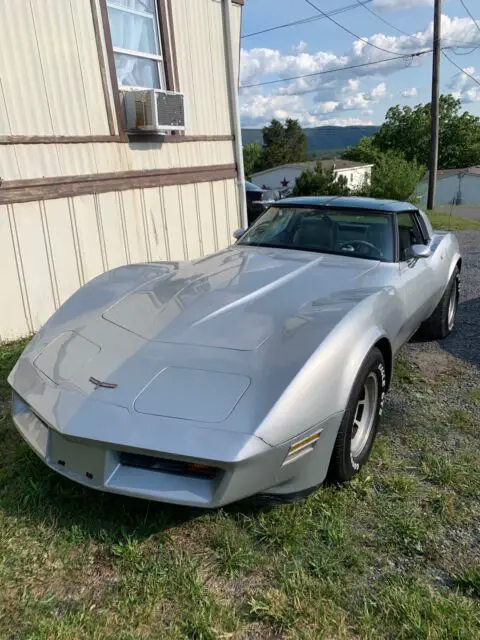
(11, 392, 293, 508)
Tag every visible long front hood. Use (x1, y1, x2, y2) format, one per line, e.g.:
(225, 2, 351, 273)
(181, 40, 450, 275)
(102, 247, 379, 351)
(9, 247, 383, 437)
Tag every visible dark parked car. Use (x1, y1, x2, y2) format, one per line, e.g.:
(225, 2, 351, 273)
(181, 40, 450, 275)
(245, 181, 277, 225)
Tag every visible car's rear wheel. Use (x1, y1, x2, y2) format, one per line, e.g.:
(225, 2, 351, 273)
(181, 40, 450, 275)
(420, 267, 460, 340)
(328, 347, 386, 483)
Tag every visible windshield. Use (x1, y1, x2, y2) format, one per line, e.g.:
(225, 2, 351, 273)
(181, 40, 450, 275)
(238, 206, 395, 262)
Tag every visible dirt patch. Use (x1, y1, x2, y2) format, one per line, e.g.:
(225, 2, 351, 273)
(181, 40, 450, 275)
(409, 349, 466, 383)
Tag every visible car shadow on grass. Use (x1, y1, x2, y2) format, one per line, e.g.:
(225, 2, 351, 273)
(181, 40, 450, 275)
(1, 414, 280, 546)
(0, 420, 205, 544)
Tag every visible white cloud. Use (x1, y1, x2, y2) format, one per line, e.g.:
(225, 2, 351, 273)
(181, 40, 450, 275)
(240, 15, 480, 90)
(373, 0, 433, 8)
(448, 66, 480, 104)
(317, 101, 339, 114)
(310, 117, 376, 126)
(293, 41, 308, 53)
(370, 82, 387, 99)
(239, 92, 375, 128)
(401, 87, 418, 98)
(239, 14, 480, 127)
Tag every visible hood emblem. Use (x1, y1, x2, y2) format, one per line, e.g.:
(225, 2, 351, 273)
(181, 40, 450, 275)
(89, 376, 118, 390)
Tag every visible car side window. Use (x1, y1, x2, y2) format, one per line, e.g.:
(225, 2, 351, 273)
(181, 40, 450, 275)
(414, 211, 430, 243)
(397, 212, 425, 261)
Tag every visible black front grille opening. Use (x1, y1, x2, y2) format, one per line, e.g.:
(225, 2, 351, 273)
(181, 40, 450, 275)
(119, 452, 219, 480)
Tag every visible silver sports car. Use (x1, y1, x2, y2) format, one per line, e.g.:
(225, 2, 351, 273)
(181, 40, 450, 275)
(9, 197, 461, 507)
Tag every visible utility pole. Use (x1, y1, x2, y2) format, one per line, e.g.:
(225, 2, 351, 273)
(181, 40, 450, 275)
(427, 0, 441, 210)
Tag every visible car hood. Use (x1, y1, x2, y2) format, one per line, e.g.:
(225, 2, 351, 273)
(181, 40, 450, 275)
(10, 246, 384, 436)
(101, 246, 379, 351)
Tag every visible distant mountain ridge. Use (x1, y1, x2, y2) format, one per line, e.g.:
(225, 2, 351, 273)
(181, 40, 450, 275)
(241, 125, 380, 155)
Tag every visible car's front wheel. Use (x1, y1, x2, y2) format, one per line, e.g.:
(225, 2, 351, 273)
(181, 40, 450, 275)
(328, 347, 386, 482)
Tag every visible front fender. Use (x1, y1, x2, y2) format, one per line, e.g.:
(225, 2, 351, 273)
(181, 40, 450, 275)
(255, 290, 396, 446)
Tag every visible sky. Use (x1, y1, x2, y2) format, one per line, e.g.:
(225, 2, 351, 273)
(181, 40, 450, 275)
(239, 0, 480, 128)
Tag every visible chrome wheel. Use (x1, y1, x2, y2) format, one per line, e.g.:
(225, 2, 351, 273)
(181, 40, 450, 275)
(447, 281, 458, 331)
(351, 372, 379, 459)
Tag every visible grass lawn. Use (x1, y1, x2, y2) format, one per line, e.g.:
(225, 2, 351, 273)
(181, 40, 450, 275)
(1, 337, 480, 639)
(427, 211, 480, 231)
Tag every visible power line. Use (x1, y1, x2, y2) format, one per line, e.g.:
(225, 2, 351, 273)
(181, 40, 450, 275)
(241, 0, 374, 39)
(303, 0, 430, 56)
(442, 49, 480, 87)
(459, 0, 480, 36)
(352, 0, 480, 86)
(353, 0, 422, 40)
(353, 0, 479, 54)
(240, 0, 479, 95)
(239, 52, 431, 90)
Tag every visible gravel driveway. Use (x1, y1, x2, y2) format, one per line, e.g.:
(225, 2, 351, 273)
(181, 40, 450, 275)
(402, 230, 480, 380)
(389, 231, 480, 418)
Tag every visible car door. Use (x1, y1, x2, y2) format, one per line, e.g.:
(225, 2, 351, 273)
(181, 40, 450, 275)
(395, 211, 435, 347)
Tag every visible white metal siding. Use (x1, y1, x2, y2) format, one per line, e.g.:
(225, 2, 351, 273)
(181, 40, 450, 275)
(0, 0, 242, 340)
(336, 167, 371, 191)
(251, 168, 303, 190)
(0, 0, 110, 136)
(417, 175, 480, 206)
(0, 179, 240, 341)
(252, 166, 372, 192)
(0, 141, 235, 180)
(171, 0, 232, 136)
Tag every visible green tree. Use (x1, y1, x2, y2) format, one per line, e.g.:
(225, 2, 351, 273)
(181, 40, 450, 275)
(373, 95, 480, 169)
(292, 162, 349, 197)
(257, 118, 309, 170)
(363, 151, 425, 202)
(343, 136, 381, 165)
(243, 143, 261, 179)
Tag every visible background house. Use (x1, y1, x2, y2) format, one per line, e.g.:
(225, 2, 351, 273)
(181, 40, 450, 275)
(0, 0, 244, 341)
(250, 159, 373, 193)
(416, 167, 480, 206)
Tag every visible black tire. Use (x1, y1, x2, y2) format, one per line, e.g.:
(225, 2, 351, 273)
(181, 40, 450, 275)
(420, 267, 460, 340)
(328, 347, 386, 483)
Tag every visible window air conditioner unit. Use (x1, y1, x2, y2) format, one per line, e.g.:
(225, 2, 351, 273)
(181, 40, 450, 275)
(122, 89, 186, 132)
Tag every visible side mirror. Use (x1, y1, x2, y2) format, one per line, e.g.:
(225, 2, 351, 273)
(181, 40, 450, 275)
(233, 228, 245, 240)
(410, 244, 432, 259)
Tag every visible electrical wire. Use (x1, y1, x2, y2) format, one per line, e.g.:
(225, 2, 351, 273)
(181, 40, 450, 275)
(303, 0, 430, 56)
(240, 2, 479, 94)
(352, 0, 480, 87)
(353, 0, 479, 54)
(442, 49, 480, 87)
(241, 0, 374, 39)
(459, 0, 480, 36)
(239, 52, 431, 90)
(353, 0, 423, 40)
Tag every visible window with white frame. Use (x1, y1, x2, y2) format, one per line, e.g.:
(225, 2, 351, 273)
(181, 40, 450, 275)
(107, 0, 166, 89)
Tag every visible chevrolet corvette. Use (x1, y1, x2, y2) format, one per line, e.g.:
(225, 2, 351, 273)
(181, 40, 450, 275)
(8, 196, 461, 507)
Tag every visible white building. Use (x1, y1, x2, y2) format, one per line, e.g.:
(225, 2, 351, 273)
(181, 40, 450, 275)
(416, 167, 480, 206)
(0, 0, 244, 341)
(251, 159, 373, 193)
